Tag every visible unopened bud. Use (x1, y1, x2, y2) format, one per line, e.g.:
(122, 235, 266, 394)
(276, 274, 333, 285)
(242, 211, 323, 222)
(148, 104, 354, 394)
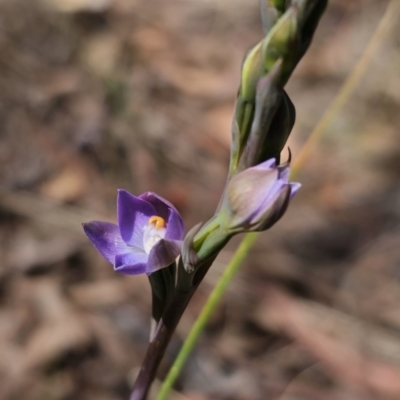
(219, 159, 300, 232)
(262, 8, 299, 83)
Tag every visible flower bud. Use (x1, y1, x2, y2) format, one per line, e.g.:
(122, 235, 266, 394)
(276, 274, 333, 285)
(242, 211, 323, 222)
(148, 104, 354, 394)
(219, 159, 300, 232)
(256, 89, 295, 165)
(240, 8, 298, 102)
(236, 66, 283, 172)
(231, 7, 300, 177)
(231, 61, 295, 174)
(262, 8, 299, 84)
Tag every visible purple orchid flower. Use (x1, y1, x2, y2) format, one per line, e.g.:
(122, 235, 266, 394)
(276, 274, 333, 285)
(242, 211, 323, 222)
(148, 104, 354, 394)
(222, 158, 300, 231)
(83, 190, 184, 275)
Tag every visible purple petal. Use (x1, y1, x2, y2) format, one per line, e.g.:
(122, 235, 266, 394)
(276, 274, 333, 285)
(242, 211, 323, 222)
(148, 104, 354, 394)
(114, 252, 148, 275)
(256, 178, 287, 214)
(83, 221, 130, 264)
(257, 158, 276, 170)
(139, 192, 170, 220)
(146, 239, 183, 274)
(140, 192, 184, 240)
(254, 184, 292, 231)
(289, 182, 301, 198)
(165, 208, 185, 240)
(117, 190, 156, 247)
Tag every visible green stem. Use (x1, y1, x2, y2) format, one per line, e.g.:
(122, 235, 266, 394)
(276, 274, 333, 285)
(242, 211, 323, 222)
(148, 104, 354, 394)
(155, 233, 259, 400)
(193, 216, 221, 250)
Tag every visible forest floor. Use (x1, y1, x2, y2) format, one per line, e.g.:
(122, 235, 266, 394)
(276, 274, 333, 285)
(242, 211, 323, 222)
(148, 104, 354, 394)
(1, 0, 400, 399)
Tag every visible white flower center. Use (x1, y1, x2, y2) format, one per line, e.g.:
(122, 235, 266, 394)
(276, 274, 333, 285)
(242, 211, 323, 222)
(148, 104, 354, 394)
(142, 216, 167, 254)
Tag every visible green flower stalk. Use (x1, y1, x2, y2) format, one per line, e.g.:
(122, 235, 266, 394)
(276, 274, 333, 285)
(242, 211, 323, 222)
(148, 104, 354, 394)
(125, 1, 327, 399)
(230, 0, 327, 177)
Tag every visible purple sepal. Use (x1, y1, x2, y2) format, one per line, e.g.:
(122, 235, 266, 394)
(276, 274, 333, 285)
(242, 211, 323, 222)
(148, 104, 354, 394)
(289, 182, 301, 198)
(83, 221, 129, 264)
(115, 252, 148, 275)
(118, 190, 156, 246)
(147, 239, 183, 274)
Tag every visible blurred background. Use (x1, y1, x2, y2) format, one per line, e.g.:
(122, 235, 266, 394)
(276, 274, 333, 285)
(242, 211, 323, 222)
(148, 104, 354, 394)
(0, 0, 400, 399)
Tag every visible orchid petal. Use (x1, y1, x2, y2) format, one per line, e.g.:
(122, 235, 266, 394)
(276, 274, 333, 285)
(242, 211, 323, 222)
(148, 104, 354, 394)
(114, 252, 148, 275)
(257, 158, 276, 169)
(118, 189, 156, 247)
(254, 184, 291, 230)
(83, 221, 130, 264)
(140, 192, 184, 240)
(165, 208, 185, 240)
(290, 182, 301, 198)
(147, 239, 182, 274)
(255, 178, 288, 215)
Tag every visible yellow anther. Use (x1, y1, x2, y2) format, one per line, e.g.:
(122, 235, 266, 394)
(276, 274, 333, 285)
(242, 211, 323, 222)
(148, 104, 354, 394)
(148, 216, 166, 229)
